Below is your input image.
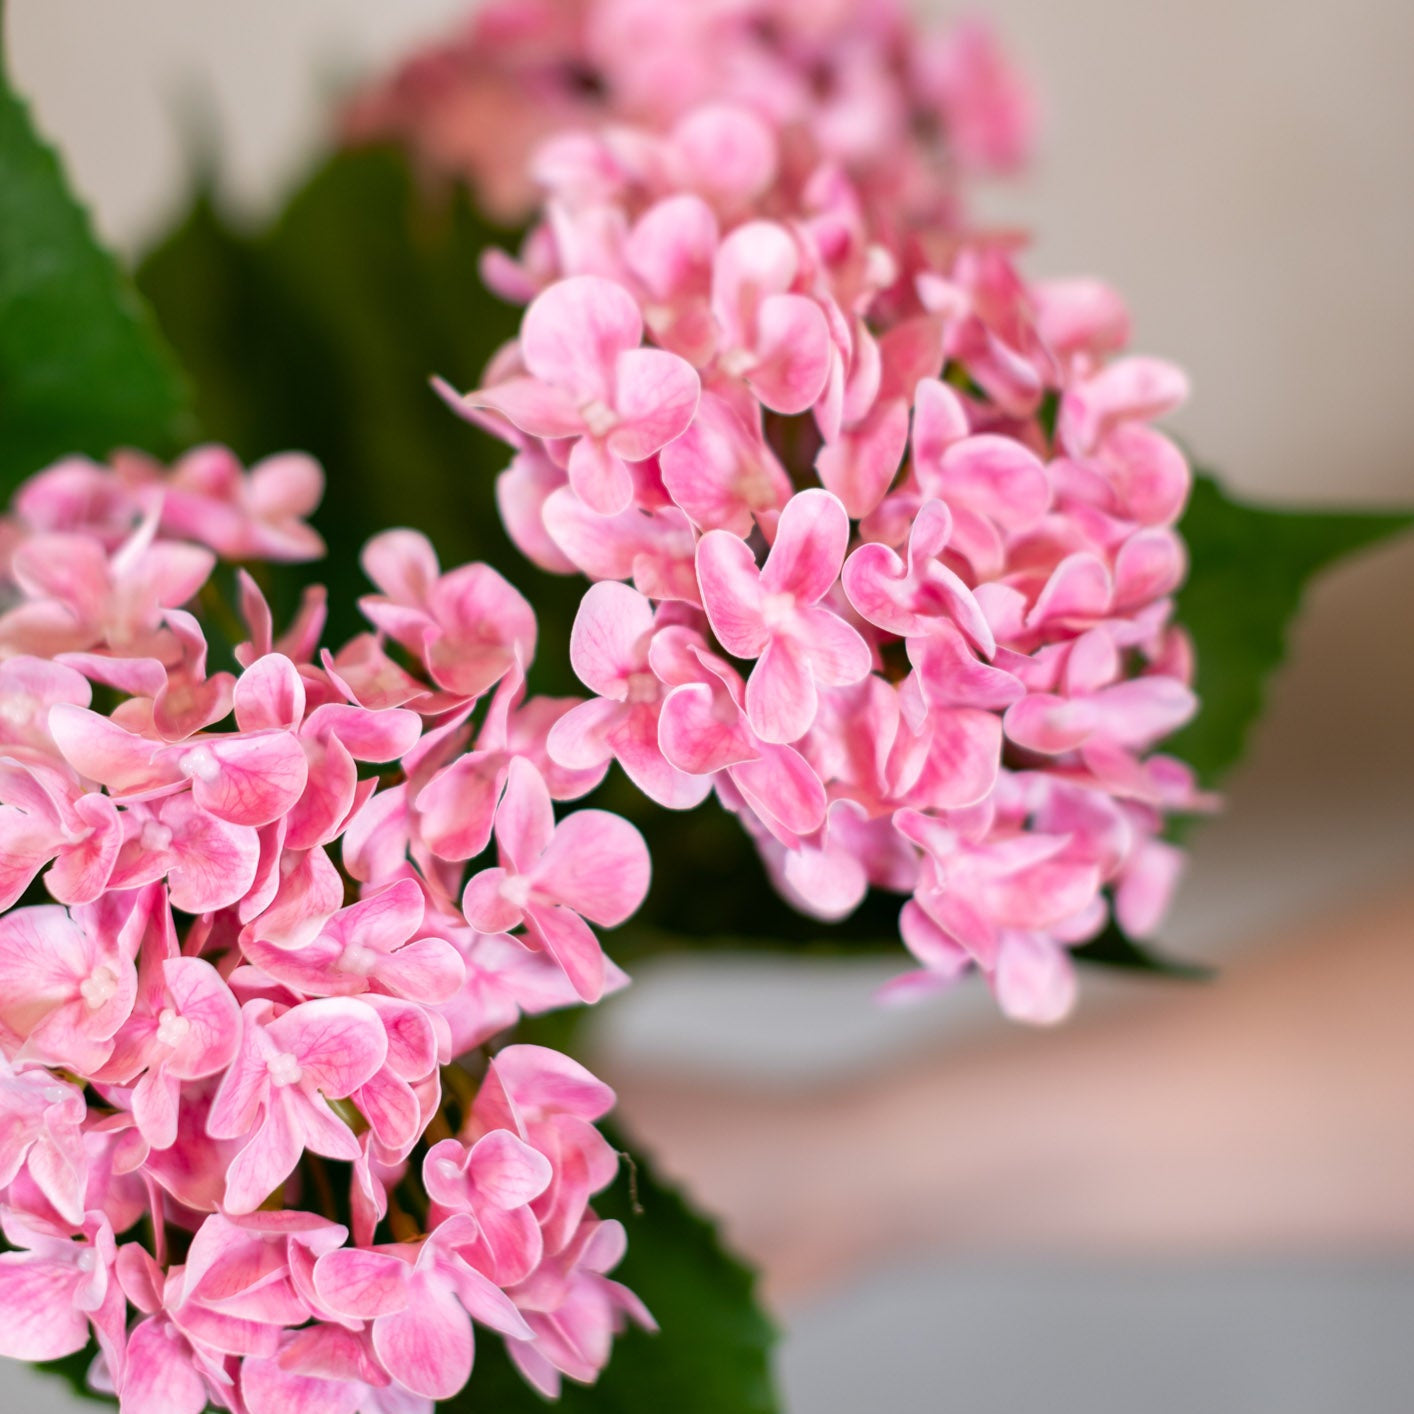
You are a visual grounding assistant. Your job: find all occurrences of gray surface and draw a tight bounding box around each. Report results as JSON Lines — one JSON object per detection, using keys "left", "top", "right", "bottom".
{"left": 782, "top": 1261, "right": 1414, "bottom": 1414}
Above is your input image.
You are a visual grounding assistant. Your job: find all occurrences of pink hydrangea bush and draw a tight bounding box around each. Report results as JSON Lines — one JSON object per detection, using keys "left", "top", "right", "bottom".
{"left": 424, "top": 0, "right": 1213, "bottom": 1025}
{"left": 345, "top": 0, "right": 1035, "bottom": 227}
{"left": 0, "top": 447, "right": 653, "bottom": 1410}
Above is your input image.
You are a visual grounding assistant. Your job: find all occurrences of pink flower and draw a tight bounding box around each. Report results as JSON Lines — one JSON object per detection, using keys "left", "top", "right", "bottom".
{"left": 0, "top": 904, "right": 138, "bottom": 1075}
{"left": 696, "top": 488, "right": 870, "bottom": 743}
{"left": 359, "top": 529, "right": 538, "bottom": 700}
{"left": 207, "top": 998, "right": 388, "bottom": 1215}
{"left": 133, "top": 444, "right": 327, "bottom": 563}
{"left": 709, "top": 221, "right": 832, "bottom": 415}
{"left": 0, "top": 1215, "right": 123, "bottom": 1366}
{"left": 547, "top": 581, "right": 712, "bottom": 808}
{"left": 452, "top": 275, "right": 701, "bottom": 515}
{"left": 462, "top": 758, "right": 650, "bottom": 1002}
{"left": 313, "top": 1215, "right": 532, "bottom": 1401}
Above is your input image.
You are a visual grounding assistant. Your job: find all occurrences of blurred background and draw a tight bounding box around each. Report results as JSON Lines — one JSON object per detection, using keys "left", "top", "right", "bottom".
{"left": 6, "top": 1, "right": 1413, "bottom": 1409}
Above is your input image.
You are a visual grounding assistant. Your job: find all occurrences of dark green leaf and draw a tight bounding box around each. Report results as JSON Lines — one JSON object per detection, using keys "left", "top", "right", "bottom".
{"left": 1169, "top": 471, "right": 1413, "bottom": 786}
{"left": 1069, "top": 919, "right": 1212, "bottom": 980}
{"left": 136, "top": 146, "right": 582, "bottom": 677}
{"left": 441, "top": 1131, "right": 779, "bottom": 1412}
{"left": 0, "top": 8, "right": 190, "bottom": 489}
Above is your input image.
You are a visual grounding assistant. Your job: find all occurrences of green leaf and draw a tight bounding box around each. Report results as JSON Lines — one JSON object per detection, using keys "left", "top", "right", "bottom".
{"left": 441, "top": 1132, "right": 779, "bottom": 1412}
{"left": 1169, "top": 471, "right": 1413, "bottom": 786}
{"left": 136, "top": 145, "right": 582, "bottom": 675}
{"left": 0, "top": 8, "right": 190, "bottom": 489}
{"left": 1069, "top": 919, "right": 1212, "bottom": 980}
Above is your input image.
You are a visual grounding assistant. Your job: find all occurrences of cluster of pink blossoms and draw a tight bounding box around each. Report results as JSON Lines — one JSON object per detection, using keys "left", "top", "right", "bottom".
{"left": 0, "top": 447, "right": 653, "bottom": 1410}
{"left": 347, "top": 0, "right": 1035, "bottom": 227}
{"left": 426, "top": 0, "right": 1213, "bottom": 1023}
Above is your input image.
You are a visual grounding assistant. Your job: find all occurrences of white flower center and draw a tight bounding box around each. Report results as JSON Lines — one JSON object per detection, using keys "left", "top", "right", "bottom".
{"left": 155, "top": 1007, "right": 191, "bottom": 1049}
{"left": 500, "top": 874, "right": 533, "bottom": 909}
{"left": 80, "top": 966, "right": 119, "bottom": 1011}
{"left": 760, "top": 590, "right": 797, "bottom": 630}
{"left": 140, "top": 820, "right": 174, "bottom": 854}
{"left": 267, "top": 1051, "right": 303, "bottom": 1087}
{"left": 181, "top": 745, "right": 222, "bottom": 784}
{"left": 580, "top": 398, "right": 620, "bottom": 439}
{"left": 341, "top": 943, "right": 377, "bottom": 977}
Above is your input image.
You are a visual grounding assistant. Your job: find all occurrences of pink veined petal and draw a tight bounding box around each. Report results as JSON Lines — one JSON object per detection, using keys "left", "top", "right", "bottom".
{"left": 712, "top": 220, "right": 798, "bottom": 343}
{"left": 625, "top": 194, "right": 718, "bottom": 304}
{"left": 360, "top": 528, "right": 440, "bottom": 605}
{"left": 47, "top": 704, "right": 179, "bottom": 795}
{"left": 305, "top": 703, "right": 423, "bottom": 763}
{"left": 467, "top": 1129, "right": 554, "bottom": 1209}
{"left": 745, "top": 637, "right": 818, "bottom": 745}
{"left": 608, "top": 348, "right": 701, "bottom": 460}
{"left": 695, "top": 530, "right": 767, "bottom": 657}
{"left": 374, "top": 936, "right": 466, "bottom": 1005}
{"left": 461, "top": 867, "right": 523, "bottom": 935}
{"left": 313, "top": 1247, "right": 411, "bottom": 1321}
{"left": 1116, "top": 839, "right": 1186, "bottom": 939}
{"left": 496, "top": 452, "right": 575, "bottom": 573}
{"left": 658, "top": 390, "right": 790, "bottom": 537}
{"left": 909, "top": 625, "right": 1025, "bottom": 711}
{"left": 0, "top": 1252, "right": 91, "bottom": 1359}
{"left": 939, "top": 435, "right": 1051, "bottom": 529}
{"left": 545, "top": 697, "right": 621, "bottom": 773}
{"left": 183, "top": 731, "right": 308, "bottom": 828}
{"left": 841, "top": 540, "right": 913, "bottom": 634}
{"left": 417, "top": 751, "right": 508, "bottom": 862}
{"left": 1027, "top": 553, "right": 1112, "bottom": 628}
{"left": 990, "top": 934, "right": 1077, "bottom": 1025}
{"left": 490, "top": 1044, "right": 616, "bottom": 1120}
{"left": 569, "top": 581, "right": 654, "bottom": 698}
{"left": 534, "top": 810, "right": 651, "bottom": 926}
{"left": 815, "top": 397, "right": 910, "bottom": 519}
{"left": 608, "top": 706, "right": 714, "bottom": 810}
{"left": 910, "top": 377, "right": 972, "bottom": 471}
{"left": 495, "top": 756, "right": 556, "bottom": 874}
{"left": 524, "top": 901, "right": 607, "bottom": 1004}
{"left": 440, "top": 1253, "right": 534, "bottom": 1340}
{"left": 161, "top": 956, "right": 240, "bottom": 1078}
{"left": 240, "top": 1352, "right": 364, "bottom": 1414}
{"left": 761, "top": 488, "right": 850, "bottom": 603}
{"left": 732, "top": 744, "right": 828, "bottom": 837}
{"left": 131, "top": 1067, "right": 181, "bottom": 1152}
{"left": 793, "top": 605, "right": 872, "bottom": 687}
{"left": 920, "top": 708, "right": 1003, "bottom": 810}
{"left": 164, "top": 799, "right": 260, "bottom": 913}
{"left": 233, "top": 653, "right": 306, "bottom": 733}
{"left": 521, "top": 275, "right": 643, "bottom": 402}
{"left": 567, "top": 435, "right": 636, "bottom": 517}
{"left": 1090, "top": 676, "right": 1197, "bottom": 746}
{"left": 460, "top": 374, "right": 586, "bottom": 441}
{"left": 356, "top": 1068, "right": 422, "bottom": 1152}
{"left": 1112, "top": 526, "right": 1187, "bottom": 607}
{"left": 223, "top": 1102, "right": 304, "bottom": 1215}
{"left": 121, "top": 1318, "right": 210, "bottom": 1414}
{"left": 1003, "top": 694, "right": 1098, "bottom": 754}
{"left": 272, "top": 998, "right": 388, "bottom": 1099}
{"left": 747, "top": 293, "right": 831, "bottom": 414}
{"left": 782, "top": 842, "right": 868, "bottom": 922}
{"left": 658, "top": 683, "right": 758, "bottom": 775}
{"left": 373, "top": 1276, "right": 474, "bottom": 1402}
{"left": 0, "top": 905, "right": 92, "bottom": 1036}
{"left": 45, "top": 791, "right": 122, "bottom": 904}
{"left": 672, "top": 102, "right": 778, "bottom": 207}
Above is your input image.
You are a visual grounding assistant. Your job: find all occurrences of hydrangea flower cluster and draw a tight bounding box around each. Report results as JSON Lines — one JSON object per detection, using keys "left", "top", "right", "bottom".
{"left": 346, "top": 0, "right": 1035, "bottom": 226}
{"left": 0, "top": 446, "right": 652, "bottom": 1410}
{"left": 428, "top": 0, "right": 1212, "bottom": 1024}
